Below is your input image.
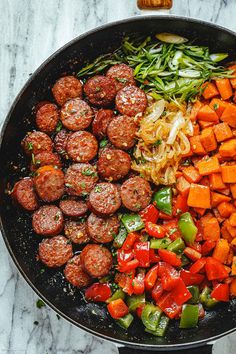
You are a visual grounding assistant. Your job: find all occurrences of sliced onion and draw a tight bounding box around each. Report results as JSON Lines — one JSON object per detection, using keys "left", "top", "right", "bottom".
{"left": 167, "top": 112, "right": 185, "bottom": 145}
{"left": 156, "top": 33, "right": 188, "bottom": 44}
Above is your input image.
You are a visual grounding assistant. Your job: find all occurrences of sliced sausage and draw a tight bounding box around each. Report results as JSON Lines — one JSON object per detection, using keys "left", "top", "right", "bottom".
{"left": 32, "top": 205, "right": 64, "bottom": 236}
{"left": 92, "top": 109, "right": 114, "bottom": 139}
{"left": 61, "top": 98, "right": 93, "bottom": 131}
{"left": 106, "top": 63, "right": 136, "bottom": 92}
{"left": 38, "top": 235, "right": 73, "bottom": 268}
{"left": 34, "top": 165, "right": 64, "bottom": 202}
{"left": 66, "top": 131, "right": 98, "bottom": 162}
{"left": 97, "top": 148, "right": 131, "bottom": 181}
{"left": 80, "top": 244, "right": 113, "bottom": 278}
{"left": 64, "top": 255, "right": 91, "bottom": 288}
{"left": 88, "top": 182, "right": 121, "bottom": 216}
{"left": 84, "top": 75, "right": 116, "bottom": 107}
{"left": 30, "top": 151, "right": 61, "bottom": 171}
{"left": 52, "top": 76, "right": 83, "bottom": 106}
{"left": 64, "top": 220, "right": 90, "bottom": 244}
{"left": 107, "top": 115, "right": 138, "bottom": 150}
{"left": 115, "top": 85, "right": 147, "bottom": 117}
{"left": 53, "top": 129, "right": 71, "bottom": 156}
{"left": 121, "top": 176, "right": 152, "bottom": 212}
{"left": 59, "top": 198, "right": 88, "bottom": 217}
{"left": 86, "top": 213, "right": 120, "bottom": 243}
{"left": 64, "top": 163, "right": 98, "bottom": 197}
{"left": 36, "top": 102, "right": 59, "bottom": 134}
{"left": 12, "top": 177, "right": 39, "bottom": 211}
{"left": 22, "top": 131, "right": 53, "bottom": 155}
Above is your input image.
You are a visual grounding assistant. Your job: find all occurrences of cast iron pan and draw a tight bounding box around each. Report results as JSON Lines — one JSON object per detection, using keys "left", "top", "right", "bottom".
{"left": 1, "top": 14, "right": 236, "bottom": 354}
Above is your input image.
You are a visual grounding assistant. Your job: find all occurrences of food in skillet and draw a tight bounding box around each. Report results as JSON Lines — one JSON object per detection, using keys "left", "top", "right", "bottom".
{"left": 10, "top": 33, "right": 236, "bottom": 336}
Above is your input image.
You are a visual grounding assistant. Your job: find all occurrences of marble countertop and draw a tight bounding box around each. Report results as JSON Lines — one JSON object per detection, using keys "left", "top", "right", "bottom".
{"left": 1, "top": 0, "right": 236, "bottom": 353}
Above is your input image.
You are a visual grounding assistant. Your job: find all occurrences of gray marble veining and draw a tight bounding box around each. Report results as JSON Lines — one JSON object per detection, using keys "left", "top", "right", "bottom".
{"left": 1, "top": 0, "right": 236, "bottom": 353}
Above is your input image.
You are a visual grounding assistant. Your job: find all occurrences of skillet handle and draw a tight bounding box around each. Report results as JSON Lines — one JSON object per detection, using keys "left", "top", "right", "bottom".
{"left": 137, "top": 0, "right": 173, "bottom": 9}
{"left": 118, "top": 344, "right": 213, "bottom": 354}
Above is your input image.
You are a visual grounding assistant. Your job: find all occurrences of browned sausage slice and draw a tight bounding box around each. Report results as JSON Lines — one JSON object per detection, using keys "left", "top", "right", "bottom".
{"left": 22, "top": 131, "right": 53, "bottom": 155}
{"left": 30, "top": 151, "right": 61, "bottom": 171}
{"left": 88, "top": 182, "right": 121, "bottom": 216}
{"left": 52, "top": 76, "right": 83, "bottom": 106}
{"left": 64, "top": 163, "right": 98, "bottom": 197}
{"left": 92, "top": 109, "right": 114, "bottom": 139}
{"left": 38, "top": 236, "right": 73, "bottom": 268}
{"left": 61, "top": 98, "right": 93, "bottom": 131}
{"left": 115, "top": 85, "right": 147, "bottom": 117}
{"left": 66, "top": 131, "right": 98, "bottom": 162}
{"left": 12, "top": 177, "right": 39, "bottom": 211}
{"left": 53, "top": 129, "right": 71, "bottom": 156}
{"left": 106, "top": 63, "right": 136, "bottom": 92}
{"left": 80, "top": 244, "right": 113, "bottom": 278}
{"left": 34, "top": 165, "right": 65, "bottom": 202}
{"left": 121, "top": 176, "right": 152, "bottom": 212}
{"left": 84, "top": 75, "right": 116, "bottom": 107}
{"left": 36, "top": 102, "right": 59, "bottom": 134}
{"left": 64, "top": 255, "right": 91, "bottom": 288}
{"left": 64, "top": 220, "right": 90, "bottom": 244}
{"left": 86, "top": 213, "right": 120, "bottom": 243}
{"left": 32, "top": 205, "right": 64, "bottom": 236}
{"left": 59, "top": 198, "right": 88, "bottom": 217}
{"left": 107, "top": 115, "right": 138, "bottom": 150}
{"left": 97, "top": 148, "right": 131, "bottom": 181}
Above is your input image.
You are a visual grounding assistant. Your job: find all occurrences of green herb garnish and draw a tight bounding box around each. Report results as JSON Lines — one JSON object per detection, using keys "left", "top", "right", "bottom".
{"left": 36, "top": 299, "right": 45, "bottom": 309}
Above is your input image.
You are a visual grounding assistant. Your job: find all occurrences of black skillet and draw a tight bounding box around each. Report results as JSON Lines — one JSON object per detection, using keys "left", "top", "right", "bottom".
{"left": 1, "top": 1, "right": 236, "bottom": 353}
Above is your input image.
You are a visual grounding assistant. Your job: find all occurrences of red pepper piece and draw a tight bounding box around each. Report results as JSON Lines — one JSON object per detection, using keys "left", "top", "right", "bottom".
{"left": 116, "top": 271, "right": 135, "bottom": 296}
{"left": 170, "top": 278, "right": 192, "bottom": 305}
{"left": 158, "top": 249, "right": 182, "bottom": 267}
{"left": 149, "top": 249, "right": 161, "bottom": 263}
{"left": 180, "top": 269, "right": 204, "bottom": 286}
{"left": 139, "top": 204, "right": 159, "bottom": 224}
{"left": 133, "top": 241, "right": 150, "bottom": 267}
{"left": 205, "top": 257, "right": 228, "bottom": 281}
{"left": 136, "top": 303, "right": 145, "bottom": 318}
{"left": 145, "top": 222, "right": 166, "bottom": 239}
{"left": 189, "top": 241, "right": 202, "bottom": 253}
{"left": 118, "top": 259, "right": 139, "bottom": 273}
{"left": 159, "top": 262, "right": 180, "bottom": 291}
{"left": 198, "top": 303, "right": 205, "bottom": 319}
{"left": 173, "top": 194, "right": 189, "bottom": 216}
{"left": 122, "top": 232, "right": 139, "bottom": 251}
{"left": 85, "top": 283, "right": 111, "bottom": 302}
{"left": 158, "top": 211, "right": 173, "bottom": 220}
{"left": 157, "top": 292, "right": 182, "bottom": 319}
{"left": 211, "top": 283, "right": 229, "bottom": 302}
{"left": 189, "top": 258, "right": 206, "bottom": 274}
{"left": 183, "top": 247, "right": 202, "bottom": 262}
{"left": 117, "top": 249, "right": 134, "bottom": 265}
{"left": 201, "top": 240, "right": 216, "bottom": 256}
{"left": 151, "top": 280, "right": 164, "bottom": 302}
{"left": 163, "top": 219, "right": 181, "bottom": 240}
{"left": 132, "top": 271, "right": 145, "bottom": 295}
{"left": 107, "top": 299, "right": 129, "bottom": 319}
{"left": 144, "top": 264, "right": 159, "bottom": 290}
{"left": 195, "top": 220, "right": 203, "bottom": 242}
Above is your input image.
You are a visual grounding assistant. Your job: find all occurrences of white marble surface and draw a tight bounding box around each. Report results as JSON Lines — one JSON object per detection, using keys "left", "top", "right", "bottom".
{"left": 1, "top": 0, "right": 236, "bottom": 353}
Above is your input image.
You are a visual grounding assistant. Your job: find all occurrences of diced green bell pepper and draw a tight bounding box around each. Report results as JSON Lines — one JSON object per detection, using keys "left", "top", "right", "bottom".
{"left": 116, "top": 313, "right": 134, "bottom": 329}
{"left": 179, "top": 304, "right": 199, "bottom": 329}
{"left": 178, "top": 212, "right": 197, "bottom": 245}
{"left": 200, "top": 286, "right": 219, "bottom": 309}
{"left": 167, "top": 238, "right": 185, "bottom": 254}
{"left": 141, "top": 303, "right": 162, "bottom": 331}
{"left": 106, "top": 289, "right": 125, "bottom": 303}
{"left": 126, "top": 294, "right": 145, "bottom": 312}
{"left": 145, "top": 314, "right": 169, "bottom": 337}
{"left": 153, "top": 187, "right": 172, "bottom": 215}
{"left": 121, "top": 214, "right": 144, "bottom": 233}
{"left": 113, "top": 224, "right": 127, "bottom": 248}
{"left": 150, "top": 237, "right": 171, "bottom": 249}
{"left": 187, "top": 286, "right": 199, "bottom": 304}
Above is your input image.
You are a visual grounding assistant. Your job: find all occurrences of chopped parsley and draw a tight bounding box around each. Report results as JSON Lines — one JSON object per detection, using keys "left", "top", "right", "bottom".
{"left": 36, "top": 299, "right": 45, "bottom": 309}
{"left": 152, "top": 139, "right": 162, "bottom": 147}
{"left": 100, "top": 138, "right": 108, "bottom": 148}
{"left": 213, "top": 103, "right": 219, "bottom": 110}
{"left": 56, "top": 120, "right": 63, "bottom": 132}
{"left": 27, "top": 142, "right": 33, "bottom": 151}
{"left": 82, "top": 168, "right": 97, "bottom": 177}
{"left": 115, "top": 77, "right": 128, "bottom": 83}
{"left": 94, "top": 185, "right": 102, "bottom": 193}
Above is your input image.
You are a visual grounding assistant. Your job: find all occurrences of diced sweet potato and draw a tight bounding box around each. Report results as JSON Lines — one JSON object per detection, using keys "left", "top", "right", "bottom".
{"left": 200, "top": 128, "right": 217, "bottom": 152}
{"left": 187, "top": 183, "right": 211, "bottom": 209}
{"left": 221, "top": 165, "right": 236, "bottom": 183}
{"left": 213, "top": 122, "right": 233, "bottom": 142}
{"left": 197, "top": 156, "right": 220, "bottom": 176}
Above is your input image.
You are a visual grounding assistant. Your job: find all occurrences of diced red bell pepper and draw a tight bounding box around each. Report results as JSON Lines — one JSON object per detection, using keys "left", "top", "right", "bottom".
{"left": 183, "top": 247, "right": 202, "bottom": 262}
{"left": 158, "top": 211, "right": 173, "bottom": 220}
{"left": 107, "top": 299, "right": 129, "bottom": 319}
{"left": 144, "top": 264, "right": 159, "bottom": 290}
{"left": 132, "top": 271, "right": 145, "bottom": 295}
{"left": 149, "top": 249, "right": 161, "bottom": 263}
{"left": 163, "top": 219, "right": 181, "bottom": 240}
{"left": 133, "top": 242, "right": 150, "bottom": 267}
{"left": 157, "top": 292, "right": 182, "bottom": 319}
{"left": 211, "top": 283, "right": 229, "bottom": 302}
{"left": 122, "top": 232, "right": 139, "bottom": 251}
{"left": 117, "top": 249, "right": 134, "bottom": 265}
{"left": 116, "top": 271, "right": 135, "bottom": 296}
{"left": 198, "top": 303, "right": 205, "bottom": 319}
{"left": 189, "top": 258, "right": 206, "bottom": 274}
{"left": 145, "top": 222, "right": 166, "bottom": 239}
{"left": 118, "top": 259, "right": 139, "bottom": 273}
{"left": 173, "top": 194, "right": 189, "bottom": 216}
{"left": 151, "top": 280, "right": 164, "bottom": 302}
{"left": 180, "top": 269, "right": 204, "bottom": 286}
{"left": 170, "top": 278, "right": 192, "bottom": 305}
{"left": 158, "top": 249, "right": 182, "bottom": 267}
{"left": 85, "top": 283, "right": 111, "bottom": 302}
{"left": 189, "top": 241, "right": 202, "bottom": 253}
{"left": 195, "top": 220, "right": 203, "bottom": 242}
{"left": 201, "top": 240, "right": 216, "bottom": 256}
{"left": 159, "top": 262, "right": 180, "bottom": 291}
{"left": 205, "top": 257, "right": 229, "bottom": 281}
{"left": 136, "top": 303, "right": 145, "bottom": 318}
{"left": 139, "top": 204, "right": 159, "bottom": 224}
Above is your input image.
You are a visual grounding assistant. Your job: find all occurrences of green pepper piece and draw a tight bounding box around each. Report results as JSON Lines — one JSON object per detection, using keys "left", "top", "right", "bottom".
{"left": 116, "top": 313, "right": 134, "bottom": 329}
{"left": 179, "top": 304, "right": 199, "bottom": 329}
{"left": 153, "top": 187, "right": 172, "bottom": 215}
{"left": 106, "top": 289, "right": 125, "bottom": 304}
{"left": 121, "top": 214, "right": 144, "bottom": 233}
{"left": 113, "top": 224, "right": 127, "bottom": 248}
{"left": 181, "top": 254, "right": 190, "bottom": 266}
{"left": 145, "top": 315, "right": 169, "bottom": 337}
{"left": 167, "top": 238, "right": 185, "bottom": 254}
{"left": 150, "top": 237, "right": 171, "bottom": 249}
{"left": 187, "top": 286, "right": 199, "bottom": 304}
{"left": 178, "top": 212, "right": 197, "bottom": 245}
{"left": 126, "top": 294, "right": 145, "bottom": 312}
{"left": 200, "top": 286, "right": 219, "bottom": 309}
{"left": 141, "top": 303, "right": 162, "bottom": 331}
